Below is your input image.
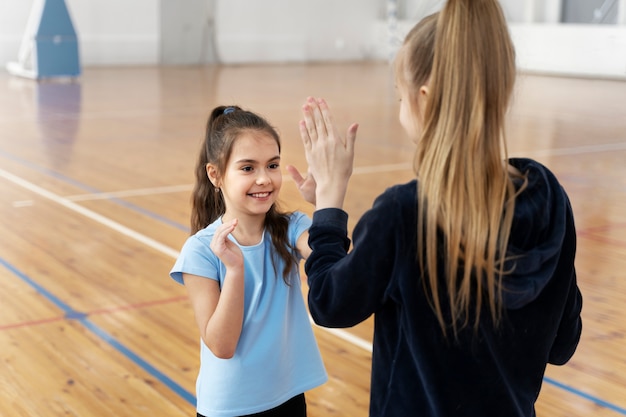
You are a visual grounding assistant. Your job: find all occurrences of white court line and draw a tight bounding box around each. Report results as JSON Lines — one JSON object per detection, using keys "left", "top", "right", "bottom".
{"left": 0, "top": 167, "right": 374, "bottom": 354}
{"left": 0, "top": 168, "right": 180, "bottom": 260}
{"left": 66, "top": 184, "right": 194, "bottom": 202}
{"left": 521, "top": 141, "right": 626, "bottom": 158}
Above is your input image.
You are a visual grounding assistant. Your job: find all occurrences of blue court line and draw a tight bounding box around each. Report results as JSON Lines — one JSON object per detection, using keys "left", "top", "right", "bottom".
{"left": 80, "top": 319, "right": 196, "bottom": 405}
{"left": 544, "top": 377, "right": 626, "bottom": 415}
{"left": 0, "top": 256, "right": 75, "bottom": 314}
{"left": 0, "top": 256, "right": 196, "bottom": 407}
{"left": 0, "top": 150, "right": 189, "bottom": 232}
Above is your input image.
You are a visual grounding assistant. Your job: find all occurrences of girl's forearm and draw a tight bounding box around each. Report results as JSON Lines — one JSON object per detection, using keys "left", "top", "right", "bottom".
{"left": 204, "top": 267, "right": 245, "bottom": 359}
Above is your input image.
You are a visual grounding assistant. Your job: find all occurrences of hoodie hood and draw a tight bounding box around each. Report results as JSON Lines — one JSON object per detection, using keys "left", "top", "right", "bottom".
{"left": 501, "top": 158, "right": 572, "bottom": 309}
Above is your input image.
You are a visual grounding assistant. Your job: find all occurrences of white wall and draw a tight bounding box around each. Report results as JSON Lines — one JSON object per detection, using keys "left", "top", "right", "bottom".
{"left": 1, "top": 0, "right": 625, "bottom": 80}
{"left": 510, "top": 24, "right": 626, "bottom": 79}
{"left": 69, "top": 0, "right": 159, "bottom": 65}
{"left": 160, "top": 0, "right": 217, "bottom": 64}
{"left": 213, "top": 0, "right": 381, "bottom": 63}
{"left": 0, "top": 1, "right": 37, "bottom": 65}
{"left": 381, "top": 20, "right": 626, "bottom": 79}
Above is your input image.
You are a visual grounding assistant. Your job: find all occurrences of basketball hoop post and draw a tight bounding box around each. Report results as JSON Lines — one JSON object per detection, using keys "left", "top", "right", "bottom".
{"left": 6, "top": 0, "right": 80, "bottom": 80}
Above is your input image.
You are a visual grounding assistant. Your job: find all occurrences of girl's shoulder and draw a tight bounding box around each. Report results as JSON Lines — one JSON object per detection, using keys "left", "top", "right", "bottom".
{"left": 183, "top": 218, "right": 223, "bottom": 250}
{"left": 386, "top": 179, "right": 418, "bottom": 195}
{"left": 286, "top": 210, "right": 312, "bottom": 237}
{"left": 509, "top": 157, "right": 557, "bottom": 181}
{"left": 194, "top": 218, "right": 222, "bottom": 237}
{"left": 288, "top": 210, "right": 312, "bottom": 224}
{"left": 375, "top": 179, "right": 419, "bottom": 208}
{"left": 509, "top": 157, "right": 567, "bottom": 197}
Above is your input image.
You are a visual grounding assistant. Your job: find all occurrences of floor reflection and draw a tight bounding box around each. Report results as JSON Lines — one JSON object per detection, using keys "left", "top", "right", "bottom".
{"left": 36, "top": 80, "right": 81, "bottom": 167}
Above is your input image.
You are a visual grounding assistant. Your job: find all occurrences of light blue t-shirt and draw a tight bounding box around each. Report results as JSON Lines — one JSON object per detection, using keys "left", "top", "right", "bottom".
{"left": 170, "top": 212, "right": 327, "bottom": 417}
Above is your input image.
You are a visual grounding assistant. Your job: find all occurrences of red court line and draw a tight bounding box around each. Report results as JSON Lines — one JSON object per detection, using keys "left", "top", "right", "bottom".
{"left": 578, "top": 222, "right": 626, "bottom": 235}
{"left": 0, "top": 296, "right": 188, "bottom": 331}
{"left": 88, "top": 295, "right": 188, "bottom": 316}
{"left": 577, "top": 231, "right": 626, "bottom": 249}
{"left": 576, "top": 219, "right": 626, "bottom": 248}
{"left": 0, "top": 316, "right": 66, "bottom": 330}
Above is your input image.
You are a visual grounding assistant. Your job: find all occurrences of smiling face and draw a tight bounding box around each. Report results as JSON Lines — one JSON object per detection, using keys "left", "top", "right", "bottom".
{"left": 208, "top": 131, "right": 282, "bottom": 222}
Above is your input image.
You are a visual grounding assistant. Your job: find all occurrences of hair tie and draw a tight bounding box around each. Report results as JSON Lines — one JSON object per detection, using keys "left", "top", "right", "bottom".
{"left": 223, "top": 107, "right": 235, "bottom": 115}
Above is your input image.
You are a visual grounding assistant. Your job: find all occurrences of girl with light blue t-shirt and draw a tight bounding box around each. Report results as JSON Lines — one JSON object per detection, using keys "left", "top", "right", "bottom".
{"left": 170, "top": 105, "right": 327, "bottom": 417}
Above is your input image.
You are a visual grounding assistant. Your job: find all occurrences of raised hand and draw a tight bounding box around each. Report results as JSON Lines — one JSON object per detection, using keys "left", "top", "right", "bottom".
{"left": 299, "top": 97, "right": 358, "bottom": 209}
{"left": 286, "top": 165, "right": 317, "bottom": 205}
{"left": 210, "top": 218, "right": 243, "bottom": 270}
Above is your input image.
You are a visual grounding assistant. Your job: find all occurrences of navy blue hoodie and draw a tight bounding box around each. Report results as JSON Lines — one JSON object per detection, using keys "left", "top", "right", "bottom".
{"left": 306, "top": 158, "right": 582, "bottom": 417}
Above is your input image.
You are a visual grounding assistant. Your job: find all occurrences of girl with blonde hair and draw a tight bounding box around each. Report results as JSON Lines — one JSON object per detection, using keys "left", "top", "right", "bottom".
{"left": 288, "top": 0, "right": 582, "bottom": 415}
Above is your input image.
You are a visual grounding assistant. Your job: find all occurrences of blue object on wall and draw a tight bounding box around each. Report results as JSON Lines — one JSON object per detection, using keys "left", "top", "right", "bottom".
{"left": 7, "top": 0, "right": 81, "bottom": 80}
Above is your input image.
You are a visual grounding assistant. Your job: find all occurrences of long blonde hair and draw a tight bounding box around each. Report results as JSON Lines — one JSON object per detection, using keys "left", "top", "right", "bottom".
{"left": 397, "top": 0, "right": 522, "bottom": 334}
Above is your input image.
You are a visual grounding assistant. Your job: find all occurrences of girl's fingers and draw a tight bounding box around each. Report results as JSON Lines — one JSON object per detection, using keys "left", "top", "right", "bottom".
{"left": 220, "top": 220, "right": 236, "bottom": 234}
{"left": 298, "top": 120, "right": 311, "bottom": 149}
{"left": 317, "top": 98, "right": 335, "bottom": 142}
{"left": 302, "top": 99, "right": 318, "bottom": 142}
{"left": 285, "top": 165, "right": 305, "bottom": 187}
{"left": 346, "top": 122, "right": 359, "bottom": 153}
{"left": 213, "top": 220, "right": 236, "bottom": 247}
{"left": 302, "top": 97, "right": 334, "bottom": 144}
{"left": 310, "top": 98, "right": 328, "bottom": 138}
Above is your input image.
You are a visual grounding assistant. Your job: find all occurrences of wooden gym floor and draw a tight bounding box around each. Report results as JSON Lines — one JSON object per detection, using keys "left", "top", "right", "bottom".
{"left": 0, "top": 62, "right": 625, "bottom": 416}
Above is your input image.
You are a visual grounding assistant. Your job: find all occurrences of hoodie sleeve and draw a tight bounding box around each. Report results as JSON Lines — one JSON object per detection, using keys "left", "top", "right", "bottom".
{"left": 548, "top": 196, "right": 583, "bottom": 365}
{"left": 306, "top": 192, "right": 398, "bottom": 328}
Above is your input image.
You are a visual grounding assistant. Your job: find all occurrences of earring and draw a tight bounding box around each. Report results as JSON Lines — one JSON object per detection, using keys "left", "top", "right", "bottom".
{"left": 215, "top": 187, "right": 220, "bottom": 193}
